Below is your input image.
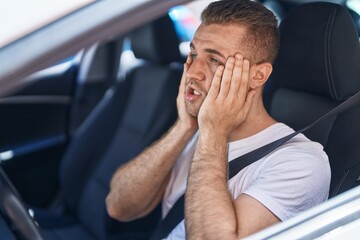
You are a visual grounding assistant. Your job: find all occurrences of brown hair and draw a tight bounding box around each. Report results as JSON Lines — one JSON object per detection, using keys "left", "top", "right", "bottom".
{"left": 201, "top": 0, "right": 279, "bottom": 64}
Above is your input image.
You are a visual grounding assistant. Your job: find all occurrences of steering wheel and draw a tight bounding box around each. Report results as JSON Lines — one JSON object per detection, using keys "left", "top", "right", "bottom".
{"left": 0, "top": 166, "right": 44, "bottom": 240}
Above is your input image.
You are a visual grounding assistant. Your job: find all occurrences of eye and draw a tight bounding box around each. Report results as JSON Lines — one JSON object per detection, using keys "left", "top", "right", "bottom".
{"left": 210, "top": 57, "right": 222, "bottom": 65}
{"left": 190, "top": 52, "right": 197, "bottom": 59}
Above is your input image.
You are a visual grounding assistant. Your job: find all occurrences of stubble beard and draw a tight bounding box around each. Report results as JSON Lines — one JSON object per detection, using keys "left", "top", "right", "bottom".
{"left": 185, "top": 99, "right": 202, "bottom": 117}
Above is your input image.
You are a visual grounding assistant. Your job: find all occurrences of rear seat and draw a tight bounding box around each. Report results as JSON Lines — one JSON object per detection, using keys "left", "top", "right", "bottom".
{"left": 37, "top": 15, "right": 183, "bottom": 240}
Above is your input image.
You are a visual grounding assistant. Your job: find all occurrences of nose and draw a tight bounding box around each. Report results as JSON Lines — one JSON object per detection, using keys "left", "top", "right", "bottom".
{"left": 186, "top": 57, "right": 206, "bottom": 82}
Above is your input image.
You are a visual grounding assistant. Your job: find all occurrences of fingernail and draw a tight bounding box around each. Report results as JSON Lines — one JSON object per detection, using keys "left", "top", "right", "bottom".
{"left": 228, "top": 57, "right": 235, "bottom": 62}
{"left": 235, "top": 54, "right": 243, "bottom": 60}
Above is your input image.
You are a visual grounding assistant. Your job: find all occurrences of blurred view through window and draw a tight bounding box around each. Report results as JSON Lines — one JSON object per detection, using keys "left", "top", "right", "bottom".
{"left": 0, "top": 0, "right": 94, "bottom": 48}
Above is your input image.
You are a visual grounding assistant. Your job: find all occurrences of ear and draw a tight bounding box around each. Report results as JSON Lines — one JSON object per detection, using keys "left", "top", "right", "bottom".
{"left": 250, "top": 63, "right": 273, "bottom": 89}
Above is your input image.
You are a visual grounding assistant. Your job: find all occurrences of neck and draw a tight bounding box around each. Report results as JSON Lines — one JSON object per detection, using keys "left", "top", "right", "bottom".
{"left": 229, "top": 91, "right": 277, "bottom": 142}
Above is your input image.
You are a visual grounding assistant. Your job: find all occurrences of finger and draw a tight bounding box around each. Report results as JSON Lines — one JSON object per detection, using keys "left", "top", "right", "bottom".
{"left": 229, "top": 54, "right": 243, "bottom": 97}
{"left": 219, "top": 57, "right": 235, "bottom": 98}
{"left": 238, "top": 59, "right": 250, "bottom": 102}
{"left": 208, "top": 65, "right": 224, "bottom": 99}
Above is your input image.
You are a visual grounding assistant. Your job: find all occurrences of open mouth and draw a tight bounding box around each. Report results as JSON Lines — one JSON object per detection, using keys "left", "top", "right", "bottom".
{"left": 186, "top": 84, "right": 202, "bottom": 95}
{"left": 185, "top": 85, "right": 202, "bottom": 101}
{"left": 189, "top": 88, "right": 201, "bottom": 96}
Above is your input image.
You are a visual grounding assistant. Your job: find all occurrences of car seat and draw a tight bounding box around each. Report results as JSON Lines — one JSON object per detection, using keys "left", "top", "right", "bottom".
{"left": 264, "top": 2, "right": 360, "bottom": 197}
{"left": 36, "top": 15, "right": 183, "bottom": 240}
{"left": 68, "top": 38, "right": 123, "bottom": 134}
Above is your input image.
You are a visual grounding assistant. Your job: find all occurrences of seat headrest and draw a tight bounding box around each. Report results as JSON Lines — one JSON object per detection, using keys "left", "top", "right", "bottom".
{"left": 78, "top": 38, "right": 123, "bottom": 85}
{"left": 129, "top": 15, "right": 181, "bottom": 65}
{"left": 272, "top": 2, "right": 360, "bottom": 101}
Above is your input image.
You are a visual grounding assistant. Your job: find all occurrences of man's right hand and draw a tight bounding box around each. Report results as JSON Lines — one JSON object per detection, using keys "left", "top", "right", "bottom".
{"left": 176, "top": 54, "right": 198, "bottom": 132}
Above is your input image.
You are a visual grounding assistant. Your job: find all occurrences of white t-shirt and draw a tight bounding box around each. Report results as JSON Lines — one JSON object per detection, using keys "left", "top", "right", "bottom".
{"left": 163, "top": 123, "right": 331, "bottom": 240}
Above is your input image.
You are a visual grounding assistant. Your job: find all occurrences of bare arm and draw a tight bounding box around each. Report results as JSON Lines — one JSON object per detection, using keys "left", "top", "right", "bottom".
{"left": 106, "top": 55, "right": 196, "bottom": 222}
{"left": 186, "top": 133, "right": 279, "bottom": 239}
{"left": 185, "top": 55, "right": 278, "bottom": 239}
{"left": 106, "top": 121, "right": 194, "bottom": 222}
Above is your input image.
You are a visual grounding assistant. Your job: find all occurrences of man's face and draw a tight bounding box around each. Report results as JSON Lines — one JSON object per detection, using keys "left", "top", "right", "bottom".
{"left": 185, "top": 23, "right": 250, "bottom": 117}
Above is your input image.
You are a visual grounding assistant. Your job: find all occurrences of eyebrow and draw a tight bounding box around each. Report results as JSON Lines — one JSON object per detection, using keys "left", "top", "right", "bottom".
{"left": 190, "top": 42, "right": 226, "bottom": 59}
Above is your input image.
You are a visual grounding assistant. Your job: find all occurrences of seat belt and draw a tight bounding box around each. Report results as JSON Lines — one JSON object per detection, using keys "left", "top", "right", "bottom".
{"left": 150, "top": 90, "right": 360, "bottom": 240}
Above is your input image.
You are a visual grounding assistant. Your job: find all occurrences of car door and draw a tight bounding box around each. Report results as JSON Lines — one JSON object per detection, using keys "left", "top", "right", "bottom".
{"left": 0, "top": 0, "right": 192, "bottom": 210}
{"left": 0, "top": 59, "right": 78, "bottom": 207}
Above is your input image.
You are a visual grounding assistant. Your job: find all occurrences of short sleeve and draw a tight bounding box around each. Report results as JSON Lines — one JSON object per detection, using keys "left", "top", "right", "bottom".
{"left": 242, "top": 143, "right": 331, "bottom": 221}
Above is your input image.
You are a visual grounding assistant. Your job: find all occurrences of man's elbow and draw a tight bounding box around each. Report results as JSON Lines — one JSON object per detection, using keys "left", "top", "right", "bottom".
{"left": 106, "top": 195, "right": 131, "bottom": 222}
{"left": 105, "top": 194, "right": 146, "bottom": 222}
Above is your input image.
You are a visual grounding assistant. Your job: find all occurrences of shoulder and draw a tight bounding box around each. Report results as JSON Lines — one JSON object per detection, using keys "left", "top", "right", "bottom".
{"left": 259, "top": 135, "right": 331, "bottom": 196}
{"left": 239, "top": 133, "right": 331, "bottom": 221}
{"left": 258, "top": 123, "right": 329, "bottom": 178}
{"left": 271, "top": 133, "right": 329, "bottom": 177}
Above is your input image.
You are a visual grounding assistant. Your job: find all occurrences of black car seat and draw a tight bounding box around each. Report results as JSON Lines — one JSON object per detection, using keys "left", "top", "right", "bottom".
{"left": 36, "top": 15, "right": 183, "bottom": 240}
{"left": 264, "top": 2, "right": 360, "bottom": 197}
{"left": 68, "top": 38, "right": 123, "bottom": 134}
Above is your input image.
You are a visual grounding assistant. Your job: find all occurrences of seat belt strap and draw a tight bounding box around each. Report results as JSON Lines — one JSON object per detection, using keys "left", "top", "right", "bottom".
{"left": 150, "top": 90, "right": 360, "bottom": 240}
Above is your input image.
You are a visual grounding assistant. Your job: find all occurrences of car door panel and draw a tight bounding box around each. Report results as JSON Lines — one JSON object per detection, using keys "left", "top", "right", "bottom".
{"left": 0, "top": 61, "right": 77, "bottom": 207}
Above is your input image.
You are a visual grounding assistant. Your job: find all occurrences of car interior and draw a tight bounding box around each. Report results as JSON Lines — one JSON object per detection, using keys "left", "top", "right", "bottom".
{"left": 0, "top": 0, "right": 360, "bottom": 239}
{"left": 37, "top": 15, "right": 183, "bottom": 240}
{"left": 265, "top": 1, "right": 360, "bottom": 197}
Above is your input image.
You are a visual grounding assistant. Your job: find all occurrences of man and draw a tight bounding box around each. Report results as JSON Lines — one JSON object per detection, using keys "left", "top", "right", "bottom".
{"left": 106, "top": 0, "right": 331, "bottom": 239}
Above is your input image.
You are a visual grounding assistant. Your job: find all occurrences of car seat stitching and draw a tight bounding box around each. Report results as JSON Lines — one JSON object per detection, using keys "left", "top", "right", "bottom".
{"left": 324, "top": 5, "right": 339, "bottom": 101}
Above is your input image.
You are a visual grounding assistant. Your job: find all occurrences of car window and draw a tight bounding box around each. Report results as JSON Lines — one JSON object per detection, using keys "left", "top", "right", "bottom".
{"left": 0, "top": 0, "right": 94, "bottom": 48}
{"left": 347, "top": 0, "right": 360, "bottom": 14}
{"left": 169, "top": 0, "right": 214, "bottom": 55}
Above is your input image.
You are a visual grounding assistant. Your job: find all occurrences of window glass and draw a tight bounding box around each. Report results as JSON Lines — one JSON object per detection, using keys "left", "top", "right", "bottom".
{"left": 347, "top": 0, "right": 360, "bottom": 14}
{"left": 169, "top": 0, "right": 214, "bottom": 55}
{"left": 0, "top": 0, "right": 94, "bottom": 48}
